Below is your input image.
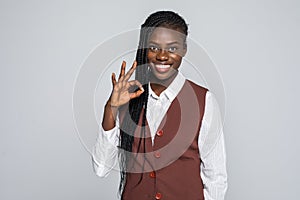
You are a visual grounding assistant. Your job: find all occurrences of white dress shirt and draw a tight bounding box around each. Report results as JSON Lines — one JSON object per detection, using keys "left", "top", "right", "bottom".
{"left": 92, "top": 72, "right": 228, "bottom": 200}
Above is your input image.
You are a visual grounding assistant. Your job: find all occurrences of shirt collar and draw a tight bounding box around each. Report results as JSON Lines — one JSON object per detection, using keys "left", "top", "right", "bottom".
{"left": 148, "top": 71, "right": 186, "bottom": 102}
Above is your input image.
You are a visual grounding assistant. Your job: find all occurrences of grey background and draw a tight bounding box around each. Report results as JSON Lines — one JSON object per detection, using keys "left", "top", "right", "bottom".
{"left": 1, "top": 0, "right": 299, "bottom": 199}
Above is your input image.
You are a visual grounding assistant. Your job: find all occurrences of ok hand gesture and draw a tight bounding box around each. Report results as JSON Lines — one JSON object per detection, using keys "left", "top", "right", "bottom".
{"left": 109, "top": 60, "right": 144, "bottom": 108}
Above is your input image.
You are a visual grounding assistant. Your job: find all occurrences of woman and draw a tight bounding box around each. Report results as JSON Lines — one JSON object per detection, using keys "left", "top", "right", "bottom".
{"left": 92, "top": 10, "right": 227, "bottom": 200}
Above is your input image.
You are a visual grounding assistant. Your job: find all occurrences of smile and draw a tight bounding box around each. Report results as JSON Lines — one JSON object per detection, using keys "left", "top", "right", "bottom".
{"left": 154, "top": 64, "right": 172, "bottom": 73}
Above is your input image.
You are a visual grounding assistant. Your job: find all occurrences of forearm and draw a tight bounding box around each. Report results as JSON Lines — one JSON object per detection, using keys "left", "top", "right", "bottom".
{"left": 93, "top": 60, "right": 142, "bottom": 177}
{"left": 92, "top": 101, "right": 120, "bottom": 177}
{"left": 102, "top": 99, "right": 118, "bottom": 131}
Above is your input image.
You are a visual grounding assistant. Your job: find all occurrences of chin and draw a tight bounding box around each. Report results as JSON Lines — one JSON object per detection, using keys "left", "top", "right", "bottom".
{"left": 150, "top": 70, "right": 177, "bottom": 84}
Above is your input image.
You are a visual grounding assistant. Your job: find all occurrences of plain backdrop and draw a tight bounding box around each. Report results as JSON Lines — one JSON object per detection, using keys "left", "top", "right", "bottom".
{"left": 1, "top": 0, "right": 299, "bottom": 199}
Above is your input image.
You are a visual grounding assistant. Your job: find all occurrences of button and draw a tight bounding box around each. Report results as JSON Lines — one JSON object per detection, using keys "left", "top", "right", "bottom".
{"left": 156, "top": 130, "right": 164, "bottom": 137}
{"left": 155, "top": 192, "right": 162, "bottom": 199}
{"left": 154, "top": 151, "right": 161, "bottom": 158}
{"left": 149, "top": 171, "right": 156, "bottom": 178}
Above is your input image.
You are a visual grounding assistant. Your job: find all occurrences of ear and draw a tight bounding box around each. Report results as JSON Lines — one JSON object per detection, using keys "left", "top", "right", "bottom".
{"left": 182, "top": 42, "right": 187, "bottom": 57}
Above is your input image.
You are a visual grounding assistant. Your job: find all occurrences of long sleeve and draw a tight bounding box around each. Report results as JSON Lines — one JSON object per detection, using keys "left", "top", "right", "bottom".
{"left": 91, "top": 123, "right": 120, "bottom": 177}
{"left": 91, "top": 74, "right": 228, "bottom": 199}
{"left": 199, "top": 92, "right": 228, "bottom": 200}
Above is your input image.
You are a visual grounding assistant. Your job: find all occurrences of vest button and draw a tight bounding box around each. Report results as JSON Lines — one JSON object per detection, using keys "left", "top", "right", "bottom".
{"left": 156, "top": 130, "right": 164, "bottom": 137}
{"left": 154, "top": 151, "right": 161, "bottom": 158}
{"left": 149, "top": 171, "right": 156, "bottom": 178}
{"left": 155, "top": 192, "right": 162, "bottom": 199}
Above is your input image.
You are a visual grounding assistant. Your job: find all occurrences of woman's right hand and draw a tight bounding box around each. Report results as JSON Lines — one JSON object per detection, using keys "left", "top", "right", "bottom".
{"left": 102, "top": 60, "right": 144, "bottom": 131}
{"left": 108, "top": 60, "right": 144, "bottom": 108}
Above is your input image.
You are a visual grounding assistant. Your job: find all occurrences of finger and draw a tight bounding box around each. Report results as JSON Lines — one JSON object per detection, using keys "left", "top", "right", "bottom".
{"left": 111, "top": 73, "right": 117, "bottom": 86}
{"left": 118, "top": 61, "right": 126, "bottom": 80}
{"left": 124, "top": 61, "right": 137, "bottom": 82}
{"left": 129, "top": 89, "right": 144, "bottom": 99}
{"left": 127, "top": 80, "right": 144, "bottom": 91}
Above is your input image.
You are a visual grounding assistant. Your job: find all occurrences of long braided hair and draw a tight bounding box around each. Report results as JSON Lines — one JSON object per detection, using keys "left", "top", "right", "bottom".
{"left": 118, "top": 10, "right": 188, "bottom": 194}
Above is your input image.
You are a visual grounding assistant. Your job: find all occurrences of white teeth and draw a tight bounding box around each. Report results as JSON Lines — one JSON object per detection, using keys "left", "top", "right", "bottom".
{"left": 156, "top": 65, "right": 170, "bottom": 69}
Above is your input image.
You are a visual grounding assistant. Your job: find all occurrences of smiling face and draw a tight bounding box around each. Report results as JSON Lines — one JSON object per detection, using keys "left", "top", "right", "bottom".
{"left": 147, "top": 27, "right": 187, "bottom": 86}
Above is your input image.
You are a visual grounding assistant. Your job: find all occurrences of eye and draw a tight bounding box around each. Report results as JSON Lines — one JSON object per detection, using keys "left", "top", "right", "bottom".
{"left": 149, "top": 45, "right": 159, "bottom": 52}
{"left": 168, "top": 47, "right": 177, "bottom": 53}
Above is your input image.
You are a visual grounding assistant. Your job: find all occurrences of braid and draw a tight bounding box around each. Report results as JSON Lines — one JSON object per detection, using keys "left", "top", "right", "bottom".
{"left": 118, "top": 10, "right": 188, "bottom": 195}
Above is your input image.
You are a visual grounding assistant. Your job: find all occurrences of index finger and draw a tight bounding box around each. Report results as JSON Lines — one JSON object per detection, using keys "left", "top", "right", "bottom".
{"left": 124, "top": 61, "right": 137, "bottom": 81}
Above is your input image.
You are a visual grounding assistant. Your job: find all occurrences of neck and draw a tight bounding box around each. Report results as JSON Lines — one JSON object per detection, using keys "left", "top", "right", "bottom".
{"left": 149, "top": 72, "right": 178, "bottom": 96}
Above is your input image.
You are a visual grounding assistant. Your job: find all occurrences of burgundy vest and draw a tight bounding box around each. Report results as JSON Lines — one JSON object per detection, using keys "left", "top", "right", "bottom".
{"left": 121, "top": 80, "right": 208, "bottom": 200}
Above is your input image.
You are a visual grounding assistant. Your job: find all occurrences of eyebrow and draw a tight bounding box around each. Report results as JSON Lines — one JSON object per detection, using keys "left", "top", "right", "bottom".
{"left": 148, "top": 41, "right": 181, "bottom": 45}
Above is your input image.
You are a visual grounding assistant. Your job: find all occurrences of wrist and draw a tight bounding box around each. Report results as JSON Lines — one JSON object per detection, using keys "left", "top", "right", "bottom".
{"left": 105, "top": 100, "right": 119, "bottom": 116}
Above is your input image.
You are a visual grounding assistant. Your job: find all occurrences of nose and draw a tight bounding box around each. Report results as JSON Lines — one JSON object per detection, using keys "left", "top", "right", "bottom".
{"left": 156, "top": 49, "right": 169, "bottom": 61}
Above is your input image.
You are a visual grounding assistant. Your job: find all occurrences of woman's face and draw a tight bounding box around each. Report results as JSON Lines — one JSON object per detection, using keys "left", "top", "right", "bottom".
{"left": 147, "top": 27, "right": 187, "bottom": 83}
